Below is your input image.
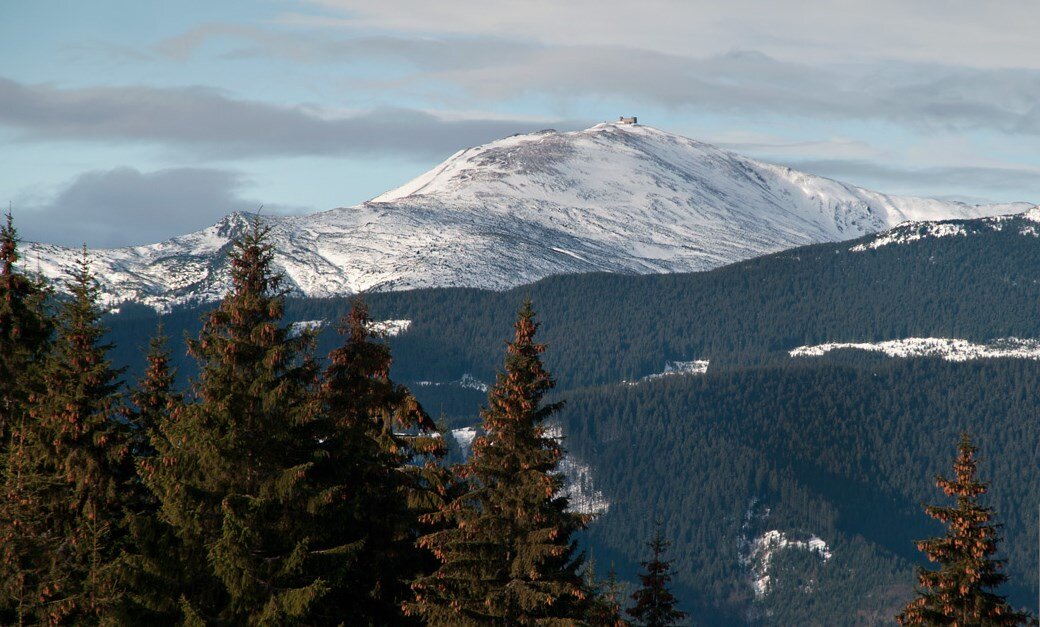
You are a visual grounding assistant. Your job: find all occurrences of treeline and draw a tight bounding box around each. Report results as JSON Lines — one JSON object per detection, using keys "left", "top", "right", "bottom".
{"left": 105, "top": 218, "right": 1040, "bottom": 399}
{"left": 363, "top": 223, "right": 1040, "bottom": 386}
{"left": 1, "top": 216, "right": 689, "bottom": 625}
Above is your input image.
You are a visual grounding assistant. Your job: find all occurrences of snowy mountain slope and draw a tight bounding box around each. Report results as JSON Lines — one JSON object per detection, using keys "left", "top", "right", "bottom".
{"left": 21, "top": 122, "right": 1034, "bottom": 310}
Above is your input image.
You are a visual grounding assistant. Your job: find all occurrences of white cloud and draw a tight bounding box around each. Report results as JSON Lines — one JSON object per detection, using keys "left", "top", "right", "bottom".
{"left": 288, "top": 0, "right": 1040, "bottom": 68}
{"left": 144, "top": 27, "right": 1040, "bottom": 140}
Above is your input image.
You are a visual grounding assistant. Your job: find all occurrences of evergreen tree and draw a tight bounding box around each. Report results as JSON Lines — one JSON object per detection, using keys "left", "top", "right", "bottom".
{"left": 0, "top": 210, "right": 51, "bottom": 443}
{"left": 406, "top": 300, "right": 589, "bottom": 626}
{"left": 121, "top": 328, "right": 186, "bottom": 622}
{"left": 315, "top": 297, "right": 447, "bottom": 625}
{"left": 0, "top": 210, "right": 53, "bottom": 626}
{"left": 586, "top": 557, "right": 630, "bottom": 627}
{"left": 627, "top": 526, "right": 686, "bottom": 627}
{"left": 129, "top": 328, "right": 178, "bottom": 460}
{"left": 897, "top": 433, "right": 1030, "bottom": 626}
{"left": 0, "top": 250, "right": 132, "bottom": 623}
{"left": 144, "top": 220, "right": 387, "bottom": 624}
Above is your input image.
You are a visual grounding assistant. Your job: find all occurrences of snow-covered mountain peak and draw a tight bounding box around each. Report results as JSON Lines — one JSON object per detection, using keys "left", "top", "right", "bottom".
{"left": 372, "top": 121, "right": 1027, "bottom": 234}
{"left": 20, "top": 123, "right": 1035, "bottom": 311}
{"left": 374, "top": 122, "right": 758, "bottom": 206}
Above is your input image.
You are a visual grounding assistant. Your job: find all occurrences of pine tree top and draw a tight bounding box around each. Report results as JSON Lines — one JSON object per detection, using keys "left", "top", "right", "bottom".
{"left": 628, "top": 524, "right": 686, "bottom": 627}
{"left": 2, "top": 210, "right": 19, "bottom": 274}
{"left": 406, "top": 301, "right": 589, "bottom": 625}
{"left": 897, "top": 433, "right": 1030, "bottom": 626}
{"left": 0, "top": 210, "right": 52, "bottom": 403}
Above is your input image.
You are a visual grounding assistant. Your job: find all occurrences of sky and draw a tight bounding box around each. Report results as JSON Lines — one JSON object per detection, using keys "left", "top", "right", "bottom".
{"left": 3, "top": 0, "right": 1040, "bottom": 248}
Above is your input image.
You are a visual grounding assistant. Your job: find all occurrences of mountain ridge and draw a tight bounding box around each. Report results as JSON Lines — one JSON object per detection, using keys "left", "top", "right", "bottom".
{"left": 22, "top": 122, "right": 1035, "bottom": 310}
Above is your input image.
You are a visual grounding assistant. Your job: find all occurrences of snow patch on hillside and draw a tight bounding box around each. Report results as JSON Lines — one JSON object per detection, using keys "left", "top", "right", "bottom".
{"left": 449, "top": 427, "right": 478, "bottom": 453}
{"left": 289, "top": 318, "right": 410, "bottom": 338}
{"left": 289, "top": 320, "right": 326, "bottom": 336}
{"left": 790, "top": 337, "right": 1040, "bottom": 362}
{"left": 558, "top": 455, "right": 610, "bottom": 516}
{"left": 738, "top": 498, "right": 831, "bottom": 600}
{"left": 645, "top": 359, "right": 709, "bottom": 380}
{"left": 367, "top": 319, "right": 412, "bottom": 337}
{"left": 625, "top": 359, "right": 709, "bottom": 385}
{"left": 546, "top": 424, "right": 609, "bottom": 515}
{"left": 742, "top": 530, "right": 832, "bottom": 598}
{"left": 415, "top": 373, "right": 489, "bottom": 393}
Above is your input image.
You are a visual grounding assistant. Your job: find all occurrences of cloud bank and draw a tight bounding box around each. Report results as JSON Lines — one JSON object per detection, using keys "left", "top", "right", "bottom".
{"left": 145, "top": 27, "right": 1040, "bottom": 140}
{"left": 0, "top": 77, "right": 584, "bottom": 159}
{"left": 16, "top": 167, "right": 255, "bottom": 248}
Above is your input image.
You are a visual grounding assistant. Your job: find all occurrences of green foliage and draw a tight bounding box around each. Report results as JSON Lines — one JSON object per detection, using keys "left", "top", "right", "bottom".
{"left": 120, "top": 328, "right": 186, "bottom": 623}
{"left": 139, "top": 223, "right": 447, "bottom": 625}
{"left": 0, "top": 250, "right": 132, "bottom": 623}
{"left": 408, "top": 301, "right": 590, "bottom": 625}
{"left": 0, "top": 211, "right": 52, "bottom": 442}
{"left": 145, "top": 221, "right": 333, "bottom": 623}
{"left": 585, "top": 558, "right": 630, "bottom": 627}
{"left": 0, "top": 211, "right": 54, "bottom": 625}
{"left": 312, "top": 297, "right": 448, "bottom": 625}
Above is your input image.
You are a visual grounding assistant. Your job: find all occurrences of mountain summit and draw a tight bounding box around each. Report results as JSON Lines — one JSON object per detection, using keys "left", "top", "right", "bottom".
{"left": 23, "top": 122, "right": 1033, "bottom": 310}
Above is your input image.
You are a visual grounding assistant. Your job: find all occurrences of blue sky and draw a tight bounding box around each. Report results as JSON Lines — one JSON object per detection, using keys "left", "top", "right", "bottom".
{"left": 3, "top": 0, "right": 1040, "bottom": 247}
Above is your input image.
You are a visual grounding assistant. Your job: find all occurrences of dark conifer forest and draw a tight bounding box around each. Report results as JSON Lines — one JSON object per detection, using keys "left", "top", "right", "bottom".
{"left": 3, "top": 214, "right": 1039, "bottom": 625}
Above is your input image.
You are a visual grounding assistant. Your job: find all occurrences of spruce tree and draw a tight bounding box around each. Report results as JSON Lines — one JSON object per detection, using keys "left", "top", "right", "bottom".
{"left": 121, "top": 328, "right": 186, "bottom": 622}
{"left": 406, "top": 300, "right": 589, "bottom": 626}
{"left": 128, "top": 328, "right": 178, "bottom": 461}
{"left": 586, "top": 558, "right": 630, "bottom": 627}
{"left": 0, "top": 250, "right": 132, "bottom": 623}
{"left": 897, "top": 433, "right": 1030, "bottom": 626}
{"left": 0, "top": 211, "right": 53, "bottom": 625}
{"left": 0, "top": 211, "right": 51, "bottom": 443}
{"left": 627, "top": 526, "right": 686, "bottom": 627}
{"left": 316, "top": 297, "right": 447, "bottom": 625}
{"left": 145, "top": 220, "right": 388, "bottom": 624}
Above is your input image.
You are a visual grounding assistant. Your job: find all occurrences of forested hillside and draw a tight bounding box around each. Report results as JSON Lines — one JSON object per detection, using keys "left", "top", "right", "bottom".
{"left": 560, "top": 359, "right": 1040, "bottom": 623}
{"left": 96, "top": 216, "right": 1040, "bottom": 623}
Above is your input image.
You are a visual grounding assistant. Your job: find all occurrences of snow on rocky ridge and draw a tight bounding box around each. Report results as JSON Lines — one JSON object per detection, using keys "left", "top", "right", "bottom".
{"left": 790, "top": 337, "right": 1040, "bottom": 362}
{"left": 850, "top": 205, "right": 1040, "bottom": 251}
{"left": 21, "top": 122, "right": 1034, "bottom": 311}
